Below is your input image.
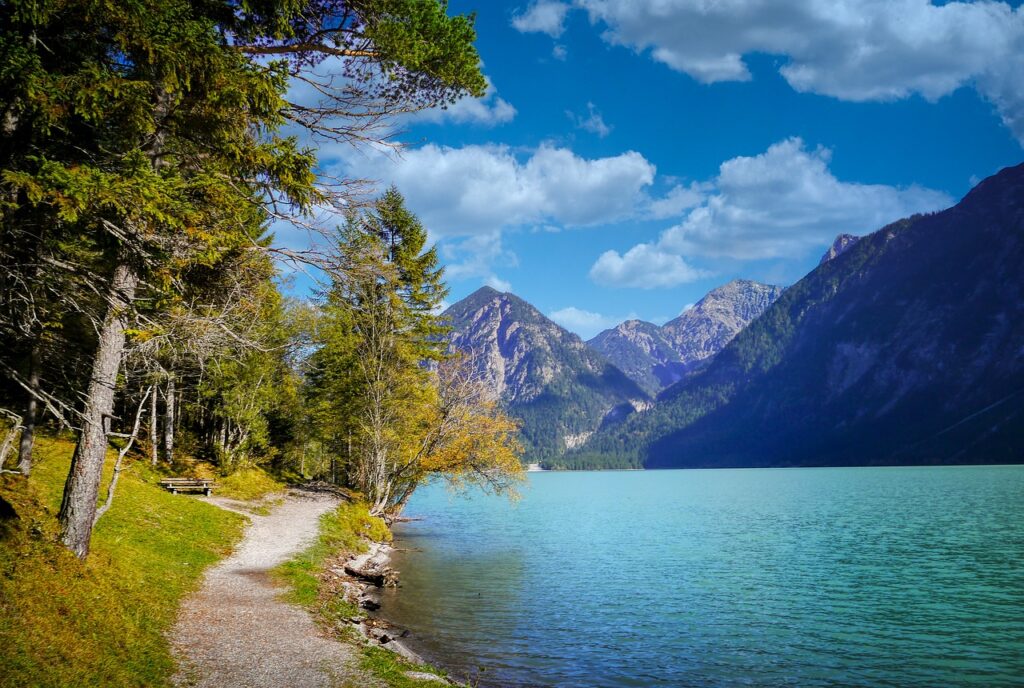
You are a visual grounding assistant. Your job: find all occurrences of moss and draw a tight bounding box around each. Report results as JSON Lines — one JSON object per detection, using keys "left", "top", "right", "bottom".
{"left": 0, "top": 435, "right": 246, "bottom": 688}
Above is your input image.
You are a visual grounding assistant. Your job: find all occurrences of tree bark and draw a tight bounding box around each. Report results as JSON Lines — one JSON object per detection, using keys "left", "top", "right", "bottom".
{"left": 16, "top": 340, "right": 40, "bottom": 476}
{"left": 58, "top": 260, "right": 139, "bottom": 558}
{"left": 163, "top": 375, "right": 175, "bottom": 463}
{"left": 150, "top": 382, "right": 159, "bottom": 466}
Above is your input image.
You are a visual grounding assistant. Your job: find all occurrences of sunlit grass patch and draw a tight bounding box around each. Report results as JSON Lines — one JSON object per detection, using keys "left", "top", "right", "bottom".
{"left": 0, "top": 435, "right": 245, "bottom": 688}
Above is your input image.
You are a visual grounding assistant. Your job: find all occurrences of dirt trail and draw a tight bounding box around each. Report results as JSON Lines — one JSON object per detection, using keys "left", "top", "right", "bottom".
{"left": 171, "top": 490, "right": 358, "bottom": 687}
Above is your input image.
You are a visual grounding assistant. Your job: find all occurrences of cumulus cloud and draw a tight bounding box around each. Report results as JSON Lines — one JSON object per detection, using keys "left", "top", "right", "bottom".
{"left": 512, "top": 1, "right": 571, "bottom": 37}
{"left": 576, "top": 0, "right": 1024, "bottom": 143}
{"left": 549, "top": 306, "right": 635, "bottom": 339}
{"left": 590, "top": 243, "right": 708, "bottom": 288}
{"left": 591, "top": 137, "right": 952, "bottom": 287}
{"left": 339, "top": 143, "right": 656, "bottom": 239}
{"left": 647, "top": 182, "right": 707, "bottom": 219}
{"left": 659, "top": 138, "right": 952, "bottom": 259}
{"left": 441, "top": 231, "right": 517, "bottom": 284}
{"left": 567, "top": 102, "right": 612, "bottom": 137}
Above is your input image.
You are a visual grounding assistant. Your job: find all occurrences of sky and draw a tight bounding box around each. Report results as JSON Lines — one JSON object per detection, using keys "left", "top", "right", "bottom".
{"left": 282, "top": 0, "right": 1024, "bottom": 340}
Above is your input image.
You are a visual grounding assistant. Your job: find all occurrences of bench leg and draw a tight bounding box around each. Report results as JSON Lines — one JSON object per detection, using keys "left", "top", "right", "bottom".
{"left": 204, "top": 488, "right": 211, "bottom": 496}
{"left": 171, "top": 488, "right": 177, "bottom": 494}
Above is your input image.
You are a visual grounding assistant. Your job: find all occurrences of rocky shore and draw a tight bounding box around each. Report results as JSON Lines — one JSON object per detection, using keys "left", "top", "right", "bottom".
{"left": 324, "top": 538, "right": 463, "bottom": 685}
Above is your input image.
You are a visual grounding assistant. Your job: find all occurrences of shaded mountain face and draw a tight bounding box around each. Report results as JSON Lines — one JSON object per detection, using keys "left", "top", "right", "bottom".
{"left": 578, "top": 163, "right": 1024, "bottom": 469}
{"left": 444, "top": 287, "right": 649, "bottom": 461}
{"left": 588, "top": 280, "right": 784, "bottom": 394}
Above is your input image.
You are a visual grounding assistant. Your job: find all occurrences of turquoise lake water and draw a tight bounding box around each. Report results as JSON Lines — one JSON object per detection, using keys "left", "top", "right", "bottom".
{"left": 380, "top": 467, "right": 1024, "bottom": 687}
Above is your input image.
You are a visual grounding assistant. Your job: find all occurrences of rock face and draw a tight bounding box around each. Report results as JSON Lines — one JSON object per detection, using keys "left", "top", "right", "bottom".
{"left": 819, "top": 233, "right": 860, "bottom": 265}
{"left": 580, "top": 163, "right": 1024, "bottom": 469}
{"left": 444, "top": 287, "right": 649, "bottom": 460}
{"left": 588, "top": 280, "right": 784, "bottom": 394}
{"left": 588, "top": 320, "right": 682, "bottom": 394}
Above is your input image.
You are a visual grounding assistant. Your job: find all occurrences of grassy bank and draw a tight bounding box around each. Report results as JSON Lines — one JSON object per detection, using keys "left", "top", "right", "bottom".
{"left": 275, "top": 502, "right": 451, "bottom": 688}
{"left": 0, "top": 436, "right": 246, "bottom": 688}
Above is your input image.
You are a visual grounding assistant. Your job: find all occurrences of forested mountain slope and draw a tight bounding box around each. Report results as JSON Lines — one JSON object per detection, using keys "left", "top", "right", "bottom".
{"left": 576, "top": 163, "right": 1024, "bottom": 468}
{"left": 445, "top": 287, "right": 649, "bottom": 462}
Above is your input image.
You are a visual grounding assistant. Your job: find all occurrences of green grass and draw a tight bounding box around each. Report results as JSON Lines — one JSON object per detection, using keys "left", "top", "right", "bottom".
{"left": 215, "top": 466, "right": 285, "bottom": 501}
{"left": 275, "top": 502, "right": 450, "bottom": 688}
{"left": 0, "top": 435, "right": 246, "bottom": 688}
{"left": 274, "top": 501, "right": 390, "bottom": 608}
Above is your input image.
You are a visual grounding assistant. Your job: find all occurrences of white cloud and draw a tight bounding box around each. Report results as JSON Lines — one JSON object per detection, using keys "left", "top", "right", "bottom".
{"left": 658, "top": 138, "right": 952, "bottom": 260}
{"left": 512, "top": 1, "right": 571, "bottom": 37}
{"left": 590, "top": 137, "right": 952, "bottom": 287}
{"left": 567, "top": 102, "right": 612, "bottom": 137}
{"left": 412, "top": 76, "right": 517, "bottom": 127}
{"left": 338, "top": 143, "right": 656, "bottom": 239}
{"left": 548, "top": 306, "right": 635, "bottom": 339}
{"left": 576, "top": 0, "right": 1024, "bottom": 143}
{"left": 647, "top": 182, "right": 707, "bottom": 219}
{"left": 484, "top": 275, "right": 513, "bottom": 292}
{"left": 590, "top": 243, "right": 708, "bottom": 288}
{"left": 441, "top": 231, "right": 517, "bottom": 283}
{"left": 552, "top": 44, "right": 568, "bottom": 60}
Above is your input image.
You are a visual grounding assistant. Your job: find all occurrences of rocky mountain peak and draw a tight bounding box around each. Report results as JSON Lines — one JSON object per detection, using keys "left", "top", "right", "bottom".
{"left": 444, "top": 288, "right": 648, "bottom": 460}
{"left": 819, "top": 233, "right": 861, "bottom": 265}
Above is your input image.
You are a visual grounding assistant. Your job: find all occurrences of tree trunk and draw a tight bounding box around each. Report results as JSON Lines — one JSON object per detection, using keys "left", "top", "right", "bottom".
{"left": 163, "top": 376, "right": 175, "bottom": 463}
{"left": 58, "top": 260, "right": 139, "bottom": 558}
{"left": 16, "top": 340, "right": 40, "bottom": 476}
{"left": 150, "top": 382, "right": 159, "bottom": 466}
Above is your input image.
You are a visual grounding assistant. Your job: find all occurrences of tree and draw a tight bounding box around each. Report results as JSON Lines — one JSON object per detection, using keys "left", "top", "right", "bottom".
{"left": 306, "top": 191, "right": 522, "bottom": 518}
{"left": 1, "top": 0, "right": 488, "bottom": 557}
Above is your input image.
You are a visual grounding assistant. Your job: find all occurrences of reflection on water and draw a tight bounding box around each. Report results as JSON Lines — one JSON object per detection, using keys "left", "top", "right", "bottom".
{"left": 381, "top": 467, "right": 1024, "bottom": 687}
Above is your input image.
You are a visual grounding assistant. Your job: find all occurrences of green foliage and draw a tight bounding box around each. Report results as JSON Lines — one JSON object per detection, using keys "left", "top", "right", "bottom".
{"left": 0, "top": 436, "right": 245, "bottom": 687}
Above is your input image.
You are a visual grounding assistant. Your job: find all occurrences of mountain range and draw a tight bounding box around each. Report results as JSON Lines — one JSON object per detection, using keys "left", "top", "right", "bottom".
{"left": 575, "top": 162, "right": 1024, "bottom": 469}
{"left": 588, "top": 280, "right": 784, "bottom": 394}
{"left": 445, "top": 163, "right": 1024, "bottom": 470}
{"left": 443, "top": 287, "right": 649, "bottom": 461}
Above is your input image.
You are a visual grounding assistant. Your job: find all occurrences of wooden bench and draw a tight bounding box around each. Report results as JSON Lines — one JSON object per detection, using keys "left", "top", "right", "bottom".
{"left": 159, "top": 478, "right": 216, "bottom": 496}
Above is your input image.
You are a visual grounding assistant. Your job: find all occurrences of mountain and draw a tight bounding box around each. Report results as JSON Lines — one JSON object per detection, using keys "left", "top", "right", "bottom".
{"left": 819, "top": 233, "right": 860, "bottom": 265}
{"left": 588, "top": 280, "right": 784, "bottom": 394}
{"left": 587, "top": 320, "right": 683, "bottom": 394}
{"left": 577, "top": 163, "right": 1024, "bottom": 469}
{"left": 444, "top": 287, "right": 650, "bottom": 463}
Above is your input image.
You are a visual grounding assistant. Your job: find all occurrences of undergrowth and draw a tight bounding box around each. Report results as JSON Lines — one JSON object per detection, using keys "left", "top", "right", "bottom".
{"left": 0, "top": 435, "right": 246, "bottom": 688}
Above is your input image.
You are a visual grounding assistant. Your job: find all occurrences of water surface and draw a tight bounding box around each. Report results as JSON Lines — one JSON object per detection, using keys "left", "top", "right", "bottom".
{"left": 381, "top": 467, "right": 1024, "bottom": 687}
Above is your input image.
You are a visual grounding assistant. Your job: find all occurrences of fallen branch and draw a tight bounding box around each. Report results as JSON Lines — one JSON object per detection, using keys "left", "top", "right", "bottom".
{"left": 94, "top": 386, "right": 152, "bottom": 525}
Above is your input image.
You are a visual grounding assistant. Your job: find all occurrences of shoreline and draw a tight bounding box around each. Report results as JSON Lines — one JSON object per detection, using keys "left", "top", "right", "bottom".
{"left": 329, "top": 535, "right": 468, "bottom": 686}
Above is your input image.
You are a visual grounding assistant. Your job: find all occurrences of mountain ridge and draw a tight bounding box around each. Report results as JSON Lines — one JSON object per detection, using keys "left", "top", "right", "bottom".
{"left": 588, "top": 279, "right": 784, "bottom": 394}
{"left": 575, "top": 162, "right": 1024, "bottom": 469}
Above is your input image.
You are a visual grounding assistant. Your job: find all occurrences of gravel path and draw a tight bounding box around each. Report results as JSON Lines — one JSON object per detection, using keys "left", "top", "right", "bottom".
{"left": 171, "top": 490, "right": 358, "bottom": 688}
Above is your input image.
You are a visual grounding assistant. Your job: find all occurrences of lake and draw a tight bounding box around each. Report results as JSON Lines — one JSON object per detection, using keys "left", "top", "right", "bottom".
{"left": 380, "top": 467, "right": 1024, "bottom": 687}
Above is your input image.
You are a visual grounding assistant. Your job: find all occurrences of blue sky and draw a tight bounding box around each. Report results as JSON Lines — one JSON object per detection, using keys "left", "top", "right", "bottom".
{"left": 294, "top": 0, "right": 1024, "bottom": 339}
